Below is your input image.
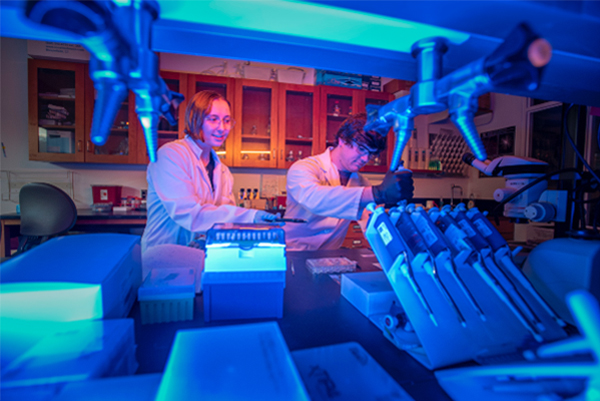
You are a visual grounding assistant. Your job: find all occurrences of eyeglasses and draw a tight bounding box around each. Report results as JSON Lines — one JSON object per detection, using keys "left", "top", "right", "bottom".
{"left": 204, "top": 115, "right": 236, "bottom": 128}
{"left": 353, "top": 142, "right": 378, "bottom": 159}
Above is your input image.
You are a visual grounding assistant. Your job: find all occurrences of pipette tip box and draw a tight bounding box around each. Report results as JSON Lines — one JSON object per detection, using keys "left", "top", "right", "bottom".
{"left": 138, "top": 268, "right": 195, "bottom": 324}
{"left": 202, "top": 223, "right": 287, "bottom": 322}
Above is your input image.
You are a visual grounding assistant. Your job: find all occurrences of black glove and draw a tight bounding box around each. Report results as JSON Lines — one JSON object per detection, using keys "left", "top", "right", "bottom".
{"left": 254, "top": 210, "right": 281, "bottom": 223}
{"left": 372, "top": 170, "right": 414, "bottom": 206}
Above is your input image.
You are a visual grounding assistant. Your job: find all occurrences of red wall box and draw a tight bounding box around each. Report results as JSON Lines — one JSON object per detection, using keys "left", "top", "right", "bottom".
{"left": 92, "top": 185, "right": 122, "bottom": 206}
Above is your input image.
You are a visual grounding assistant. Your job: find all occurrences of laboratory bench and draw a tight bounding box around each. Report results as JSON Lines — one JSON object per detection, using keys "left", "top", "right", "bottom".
{"left": 128, "top": 247, "right": 453, "bottom": 401}
{"left": 0, "top": 209, "right": 147, "bottom": 257}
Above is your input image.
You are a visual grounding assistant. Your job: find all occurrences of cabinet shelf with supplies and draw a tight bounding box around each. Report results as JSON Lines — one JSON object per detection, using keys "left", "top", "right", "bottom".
{"left": 137, "top": 71, "right": 188, "bottom": 165}
{"left": 28, "top": 59, "right": 86, "bottom": 162}
{"left": 319, "top": 86, "right": 394, "bottom": 173}
{"left": 28, "top": 62, "right": 393, "bottom": 170}
{"left": 187, "top": 74, "right": 235, "bottom": 166}
{"left": 277, "top": 83, "right": 320, "bottom": 169}
{"left": 84, "top": 63, "right": 139, "bottom": 164}
{"left": 233, "top": 79, "right": 279, "bottom": 168}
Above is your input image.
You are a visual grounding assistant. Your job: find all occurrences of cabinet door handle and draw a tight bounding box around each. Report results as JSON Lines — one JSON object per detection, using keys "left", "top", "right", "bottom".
{"left": 280, "top": 149, "right": 283, "bottom": 160}
{"left": 77, "top": 140, "right": 82, "bottom": 152}
{"left": 86, "top": 141, "right": 90, "bottom": 152}
{"left": 272, "top": 149, "right": 276, "bottom": 159}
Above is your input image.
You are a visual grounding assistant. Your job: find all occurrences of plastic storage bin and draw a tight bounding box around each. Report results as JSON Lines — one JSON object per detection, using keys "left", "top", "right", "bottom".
{"left": 138, "top": 268, "right": 195, "bottom": 324}
{"left": 341, "top": 271, "right": 399, "bottom": 317}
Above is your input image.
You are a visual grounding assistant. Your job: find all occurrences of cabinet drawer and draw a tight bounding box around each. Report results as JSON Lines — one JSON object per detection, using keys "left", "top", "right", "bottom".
{"left": 345, "top": 221, "right": 364, "bottom": 239}
{"left": 342, "top": 238, "right": 366, "bottom": 249}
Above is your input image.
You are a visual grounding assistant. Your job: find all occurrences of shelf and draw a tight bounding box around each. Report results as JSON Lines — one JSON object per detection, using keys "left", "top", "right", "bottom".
{"left": 109, "top": 129, "right": 130, "bottom": 134}
{"left": 285, "top": 137, "right": 313, "bottom": 143}
{"left": 39, "top": 94, "right": 75, "bottom": 101}
{"left": 39, "top": 124, "right": 74, "bottom": 129}
{"left": 326, "top": 113, "right": 349, "bottom": 119}
{"left": 157, "top": 131, "right": 178, "bottom": 136}
{"left": 241, "top": 135, "right": 272, "bottom": 140}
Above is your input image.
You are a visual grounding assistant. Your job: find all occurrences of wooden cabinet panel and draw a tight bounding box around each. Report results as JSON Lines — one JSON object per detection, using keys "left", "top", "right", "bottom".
{"left": 84, "top": 67, "right": 139, "bottom": 164}
{"left": 318, "top": 86, "right": 394, "bottom": 172}
{"left": 488, "top": 216, "right": 515, "bottom": 241}
{"left": 277, "top": 83, "right": 320, "bottom": 169}
{"left": 28, "top": 62, "right": 393, "bottom": 171}
{"left": 342, "top": 221, "right": 367, "bottom": 249}
{"left": 137, "top": 71, "right": 188, "bottom": 165}
{"left": 233, "top": 79, "right": 279, "bottom": 168}
{"left": 187, "top": 74, "right": 235, "bottom": 166}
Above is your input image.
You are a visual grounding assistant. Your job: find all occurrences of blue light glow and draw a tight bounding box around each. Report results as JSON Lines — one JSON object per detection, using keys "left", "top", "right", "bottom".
{"left": 0, "top": 282, "right": 103, "bottom": 322}
{"left": 158, "top": 0, "right": 470, "bottom": 54}
{"left": 156, "top": 322, "right": 309, "bottom": 400}
{"left": 140, "top": 116, "right": 153, "bottom": 130}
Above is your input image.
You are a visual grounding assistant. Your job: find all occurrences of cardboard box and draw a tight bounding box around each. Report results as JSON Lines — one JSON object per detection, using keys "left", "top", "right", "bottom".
{"left": 316, "top": 69, "right": 362, "bottom": 89}
{"left": 383, "top": 79, "right": 416, "bottom": 94}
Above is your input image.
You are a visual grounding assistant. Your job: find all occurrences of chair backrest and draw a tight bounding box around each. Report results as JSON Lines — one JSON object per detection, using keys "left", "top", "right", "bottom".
{"left": 19, "top": 182, "right": 77, "bottom": 239}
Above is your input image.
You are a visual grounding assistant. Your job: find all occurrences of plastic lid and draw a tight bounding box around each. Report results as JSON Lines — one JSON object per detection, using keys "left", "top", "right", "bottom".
{"left": 138, "top": 268, "right": 195, "bottom": 300}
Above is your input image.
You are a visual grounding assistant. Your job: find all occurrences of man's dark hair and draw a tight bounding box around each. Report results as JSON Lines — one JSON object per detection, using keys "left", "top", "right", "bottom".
{"left": 334, "top": 113, "right": 386, "bottom": 154}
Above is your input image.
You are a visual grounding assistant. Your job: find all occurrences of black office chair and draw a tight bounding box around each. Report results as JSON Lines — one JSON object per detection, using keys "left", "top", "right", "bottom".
{"left": 17, "top": 182, "right": 77, "bottom": 254}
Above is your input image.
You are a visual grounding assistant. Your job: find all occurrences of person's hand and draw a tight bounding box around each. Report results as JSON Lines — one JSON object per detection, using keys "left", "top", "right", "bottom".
{"left": 371, "top": 170, "right": 414, "bottom": 206}
{"left": 254, "top": 210, "right": 281, "bottom": 223}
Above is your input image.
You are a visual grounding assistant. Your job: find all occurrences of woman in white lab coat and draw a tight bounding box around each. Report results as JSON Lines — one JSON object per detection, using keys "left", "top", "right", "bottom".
{"left": 141, "top": 90, "right": 277, "bottom": 288}
{"left": 284, "top": 113, "right": 413, "bottom": 250}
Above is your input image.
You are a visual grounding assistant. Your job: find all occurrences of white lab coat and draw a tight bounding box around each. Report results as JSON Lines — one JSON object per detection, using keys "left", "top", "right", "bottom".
{"left": 283, "top": 148, "right": 370, "bottom": 251}
{"left": 141, "top": 136, "right": 257, "bottom": 253}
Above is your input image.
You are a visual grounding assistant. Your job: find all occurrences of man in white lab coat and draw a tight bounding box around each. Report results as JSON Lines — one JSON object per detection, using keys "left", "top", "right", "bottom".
{"left": 284, "top": 113, "right": 413, "bottom": 250}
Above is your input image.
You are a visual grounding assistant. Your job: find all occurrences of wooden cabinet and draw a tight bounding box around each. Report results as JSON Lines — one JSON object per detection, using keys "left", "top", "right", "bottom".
{"left": 233, "top": 79, "right": 279, "bottom": 168}
{"left": 187, "top": 74, "right": 235, "bottom": 166}
{"left": 28, "top": 62, "right": 391, "bottom": 170}
{"left": 137, "top": 71, "right": 188, "bottom": 164}
{"left": 28, "top": 59, "right": 86, "bottom": 162}
{"left": 362, "top": 91, "right": 395, "bottom": 173}
{"left": 341, "top": 221, "right": 367, "bottom": 249}
{"left": 488, "top": 216, "right": 514, "bottom": 241}
{"left": 318, "top": 86, "right": 394, "bottom": 173}
{"left": 84, "top": 65, "right": 139, "bottom": 164}
{"left": 277, "top": 84, "right": 320, "bottom": 169}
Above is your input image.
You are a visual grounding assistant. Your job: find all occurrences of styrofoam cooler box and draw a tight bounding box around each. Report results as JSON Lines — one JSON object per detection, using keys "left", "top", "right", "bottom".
{"left": 0, "top": 234, "right": 142, "bottom": 322}
{"left": 138, "top": 268, "right": 195, "bottom": 324}
{"left": 341, "top": 271, "right": 399, "bottom": 317}
{"left": 155, "top": 322, "right": 309, "bottom": 401}
{"left": 0, "top": 318, "right": 137, "bottom": 391}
